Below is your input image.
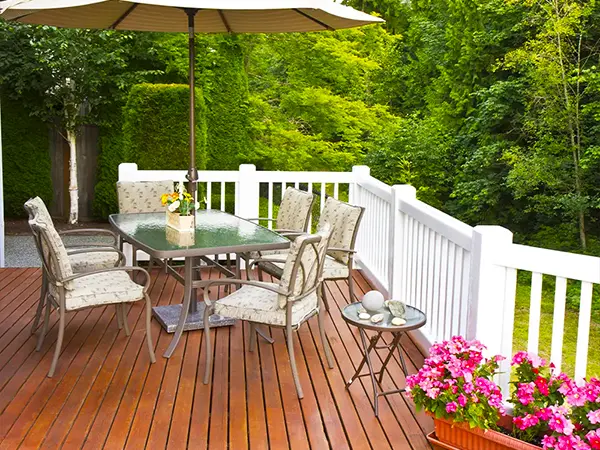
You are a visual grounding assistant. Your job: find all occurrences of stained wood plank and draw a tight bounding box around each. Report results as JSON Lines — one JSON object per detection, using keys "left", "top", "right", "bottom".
{"left": 0, "top": 268, "right": 429, "bottom": 450}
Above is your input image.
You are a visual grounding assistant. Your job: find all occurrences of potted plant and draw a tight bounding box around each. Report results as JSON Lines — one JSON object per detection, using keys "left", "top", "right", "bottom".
{"left": 161, "top": 183, "right": 200, "bottom": 231}
{"left": 408, "top": 337, "right": 600, "bottom": 450}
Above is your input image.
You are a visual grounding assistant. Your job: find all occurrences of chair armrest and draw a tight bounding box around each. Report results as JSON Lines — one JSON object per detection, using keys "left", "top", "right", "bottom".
{"left": 202, "top": 279, "right": 285, "bottom": 305}
{"left": 328, "top": 247, "right": 357, "bottom": 254}
{"left": 60, "top": 228, "right": 119, "bottom": 247}
{"left": 60, "top": 266, "right": 151, "bottom": 292}
{"left": 250, "top": 258, "right": 286, "bottom": 269}
{"left": 278, "top": 231, "right": 304, "bottom": 238}
{"left": 66, "top": 247, "right": 126, "bottom": 267}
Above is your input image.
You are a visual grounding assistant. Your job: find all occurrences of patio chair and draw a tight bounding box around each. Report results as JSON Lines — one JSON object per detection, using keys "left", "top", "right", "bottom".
{"left": 241, "top": 186, "right": 315, "bottom": 273}
{"left": 29, "top": 217, "right": 156, "bottom": 377}
{"left": 24, "top": 197, "right": 123, "bottom": 335}
{"left": 202, "top": 227, "right": 334, "bottom": 399}
{"left": 117, "top": 180, "right": 174, "bottom": 271}
{"left": 253, "top": 197, "right": 364, "bottom": 310}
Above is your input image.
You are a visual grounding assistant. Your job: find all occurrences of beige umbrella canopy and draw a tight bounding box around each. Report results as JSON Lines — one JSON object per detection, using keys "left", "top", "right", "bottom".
{"left": 0, "top": 0, "right": 383, "bottom": 192}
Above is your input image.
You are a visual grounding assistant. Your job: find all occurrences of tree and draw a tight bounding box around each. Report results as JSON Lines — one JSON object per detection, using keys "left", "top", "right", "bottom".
{"left": 0, "top": 23, "right": 136, "bottom": 223}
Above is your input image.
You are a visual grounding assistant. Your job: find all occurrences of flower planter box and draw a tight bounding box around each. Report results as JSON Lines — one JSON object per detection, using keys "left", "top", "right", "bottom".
{"left": 166, "top": 210, "right": 194, "bottom": 231}
{"left": 428, "top": 417, "right": 542, "bottom": 450}
{"left": 165, "top": 226, "right": 195, "bottom": 246}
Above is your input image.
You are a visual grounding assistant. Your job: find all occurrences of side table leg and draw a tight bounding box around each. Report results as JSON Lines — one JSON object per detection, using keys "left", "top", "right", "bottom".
{"left": 346, "top": 331, "right": 381, "bottom": 387}
{"left": 359, "top": 329, "right": 381, "bottom": 416}
{"left": 378, "top": 332, "right": 403, "bottom": 384}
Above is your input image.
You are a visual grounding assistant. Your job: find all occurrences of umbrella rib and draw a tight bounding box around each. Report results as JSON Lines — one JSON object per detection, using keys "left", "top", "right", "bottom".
{"left": 109, "top": 3, "right": 138, "bottom": 29}
{"left": 293, "top": 9, "right": 334, "bottom": 31}
{"left": 218, "top": 10, "right": 232, "bottom": 33}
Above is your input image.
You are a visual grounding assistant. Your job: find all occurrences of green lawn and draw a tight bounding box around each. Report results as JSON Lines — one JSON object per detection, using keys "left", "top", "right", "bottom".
{"left": 512, "top": 279, "right": 600, "bottom": 379}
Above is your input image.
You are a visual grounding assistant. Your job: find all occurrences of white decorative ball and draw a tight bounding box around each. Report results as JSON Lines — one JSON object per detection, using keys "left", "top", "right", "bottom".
{"left": 361, "top": 290, "right": 385, "bottom": 312}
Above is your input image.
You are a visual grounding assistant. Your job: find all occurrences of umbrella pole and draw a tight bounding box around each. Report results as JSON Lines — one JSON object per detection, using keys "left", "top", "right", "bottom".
{"left": 186, "top": 8, "right": 198, "bottom": 205}
{"left": 186, "top": 8, "right": 199, "bottom": 316}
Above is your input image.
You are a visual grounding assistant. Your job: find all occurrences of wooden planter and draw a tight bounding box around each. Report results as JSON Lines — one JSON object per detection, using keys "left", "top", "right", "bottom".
{"left": 427, "top": 417, "right": 542, "bottom": 450}
{"left": 166, "top": 210, "right": 194, "bottom": 231}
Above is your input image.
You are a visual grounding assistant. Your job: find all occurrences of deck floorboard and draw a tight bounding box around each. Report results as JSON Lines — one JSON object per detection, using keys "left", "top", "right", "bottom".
{"left": 0, "top": 267, "right": 432, "bottom": 449}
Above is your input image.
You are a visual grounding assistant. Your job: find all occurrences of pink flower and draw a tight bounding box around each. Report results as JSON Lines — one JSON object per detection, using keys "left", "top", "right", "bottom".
{"left": 457, "top": 394, "right": 467, "bottom": 407}
{"left": 513, "top": 413, "right": 539, "bottom": 430}
{"left": 542, "top": 435, "right": 557, "bottom": 449}
{"left": 516, "top": 382, "right": 536, "bottom": 405}
{"left": 537, "top": 408, "right": 553, "bottom": 421}
{"left": 567, "top": 386, "right": 587, "bottom": 407}
{"left": 587, "top": 429, "right": 600, "bottom": 449}
{"left": 587, "top": 409, "right": 600, "bottom": 425}
{"left": 535, "top": 376, "right": 550, "bottom": 396}
{"left": 548, "top": 410, "right": 575, "bottom": 436}
{"left": 512, "top": 351, "right": 529, "bottom": 366}
{"left": 445, "top": 401, "right": 457, "bottom": 413}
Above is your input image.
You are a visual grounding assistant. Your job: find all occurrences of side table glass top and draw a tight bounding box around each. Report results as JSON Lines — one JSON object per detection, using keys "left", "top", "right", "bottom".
{"left": 341, "top": 302, "right": 426, "bottom": 332}
{"left": 109, "top": 210, "right": 289, "bottom": 258}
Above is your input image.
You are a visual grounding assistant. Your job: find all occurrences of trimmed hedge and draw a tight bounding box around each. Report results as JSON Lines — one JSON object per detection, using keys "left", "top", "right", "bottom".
{"left": 1, "top": 95, "right": 52, "bottom": 218}
{"left": 123, "top": 83, "right": 207, "bottom": 171}
{"left": 197, "top": 36, "right": 251, "bottom": 170}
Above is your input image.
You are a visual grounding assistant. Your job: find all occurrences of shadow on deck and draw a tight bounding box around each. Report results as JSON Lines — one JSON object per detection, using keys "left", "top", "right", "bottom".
{"left": 0, "top": 267, "right": 432, "bottom": 449}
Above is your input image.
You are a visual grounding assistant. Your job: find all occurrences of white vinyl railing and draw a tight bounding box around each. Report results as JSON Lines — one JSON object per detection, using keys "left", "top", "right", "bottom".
{"left": 119, "top": 163, "right": 599, "bottom": 393}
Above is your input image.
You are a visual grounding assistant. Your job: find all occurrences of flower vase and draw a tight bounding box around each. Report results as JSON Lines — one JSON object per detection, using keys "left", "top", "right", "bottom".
{"left": 166, "top": 226, "right": 195, "bottom": 246}
{"left": 427, "top": 417, "right": 542, "bottom": 450}
{"left": 166, "top": 210, "right": 195, "bottom": 231}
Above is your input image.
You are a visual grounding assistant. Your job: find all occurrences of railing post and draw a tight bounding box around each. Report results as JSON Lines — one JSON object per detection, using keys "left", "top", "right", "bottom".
{"left": 236, "top": 164, "right": 259, "bottom": 219}
{"left": 389, "top": 185, "right": 416, "bottom": 300}
{"left": 118, "top": 163, "right": 138, "bottom": 182}
{"left": 350, "top": 166, "right": 370, "bottom": 205}
{"left": 469, "top": 225, "right": 515, "bottom": 396}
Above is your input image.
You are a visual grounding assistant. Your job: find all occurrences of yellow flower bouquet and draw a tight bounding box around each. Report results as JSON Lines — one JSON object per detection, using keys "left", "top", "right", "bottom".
{"left": 161, "top": 182, "right": 199, "bottom": 216}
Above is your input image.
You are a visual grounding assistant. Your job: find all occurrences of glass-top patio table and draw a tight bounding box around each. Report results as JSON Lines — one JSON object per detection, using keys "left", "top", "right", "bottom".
{"left": 109, "top": 210, "right": 290, "bottom": 358}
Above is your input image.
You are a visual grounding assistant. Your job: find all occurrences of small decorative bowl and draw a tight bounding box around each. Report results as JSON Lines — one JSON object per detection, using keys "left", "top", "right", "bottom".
{"left": 387, "top": 300, "right": 406, "bottom": 319}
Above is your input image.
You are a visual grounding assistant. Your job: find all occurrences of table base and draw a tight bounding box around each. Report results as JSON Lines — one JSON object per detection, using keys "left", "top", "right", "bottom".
{"left": 345, "top": 330, "right": 408, "bottom": 417}
{"left": 152, "top": 303, "right": 236, "bottom": 333}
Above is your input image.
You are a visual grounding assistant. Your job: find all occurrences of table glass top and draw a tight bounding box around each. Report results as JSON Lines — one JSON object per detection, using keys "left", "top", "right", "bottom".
{"left": 341, "top": 302, "right": 426, "bottom": 331}
{"left": 109, "top": 210, "right": 289, "bottom": 256}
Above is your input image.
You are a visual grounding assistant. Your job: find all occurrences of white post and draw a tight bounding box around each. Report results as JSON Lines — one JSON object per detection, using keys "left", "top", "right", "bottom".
{"left": 0, "top": 97, "right": 4, "bottom": 267}
{"left": 350, "top": 165, "right": 370, "bottom": 205}
{"left": 118, "top": 162, "right": 138, "bottom": 182}
{"left": 389, "top": 185, "right": 416, "bottom": 300}
{"left": 235, "top": 164, "right": 259, "bottom": 219}
{"left": 469, "top": 225, "right": 515, "bottom": 396}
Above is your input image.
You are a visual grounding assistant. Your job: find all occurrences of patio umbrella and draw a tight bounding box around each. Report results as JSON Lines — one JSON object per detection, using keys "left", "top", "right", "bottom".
{"left": 0, "top": 0, "right": 383, "bottom": 201}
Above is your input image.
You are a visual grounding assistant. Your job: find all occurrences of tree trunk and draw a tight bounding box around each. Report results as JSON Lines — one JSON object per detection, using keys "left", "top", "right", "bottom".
{"left": 67, "top": 128, "right": 78, "bottom": 224}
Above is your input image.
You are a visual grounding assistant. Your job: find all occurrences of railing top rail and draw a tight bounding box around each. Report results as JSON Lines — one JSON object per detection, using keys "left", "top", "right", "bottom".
{"left": 251, "top": 170, "right": 355, "bottom": 183}
{"left": 356, "top": 176, "right": 393, "bottom": 202}
{"left": 492, "top": 243, "right": 600, "bottom": 284}
{"left": 400, "top": 197, "right": 474, "bottom": 250}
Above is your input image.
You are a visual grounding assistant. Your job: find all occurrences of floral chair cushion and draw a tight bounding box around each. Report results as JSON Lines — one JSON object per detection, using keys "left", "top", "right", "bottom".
{"left": 276, "top": 187, "right": 314, "bottom": 232}
{"left": 214, "top": 283, "right": 318, "bottom": 327}
{"left": 117, "top": 180, "right": 174, "bottom": 213}
{"left": 261, "top": 253, "right": 350, "bottom": 280}
{"left": 69, "top": 251, "right": 120, "bottom": 272}
{"left": 31, "top": 218, "right": 74, "bottom": 285}
{"left": 277, "top": 226, "right": 331, "bottom": 308}
{"left": 49, "top": 271, "right": 144, "bottom": 311}
{"left": 318, "top": 197, "right": 363, "bottom": 265}
{"left": 24, "top": 197, "right": 53, "bottom": 224}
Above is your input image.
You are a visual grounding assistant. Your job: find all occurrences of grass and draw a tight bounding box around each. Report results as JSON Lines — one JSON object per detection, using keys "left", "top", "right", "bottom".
{"left": 512, "top": 277, "right": 600, "bottom": 379}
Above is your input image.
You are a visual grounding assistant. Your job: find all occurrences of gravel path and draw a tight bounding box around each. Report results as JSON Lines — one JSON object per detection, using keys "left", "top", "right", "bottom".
{"left": 5, "top": 235, "right": 114, "bottom": 267}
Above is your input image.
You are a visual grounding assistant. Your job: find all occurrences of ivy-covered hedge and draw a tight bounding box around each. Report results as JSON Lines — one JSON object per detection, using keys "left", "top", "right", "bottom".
{"left": 1, "top": 95, "right": 52, "bottom": 218}
{"left": 123, "top": 83, "right": 207, "bottom": 170}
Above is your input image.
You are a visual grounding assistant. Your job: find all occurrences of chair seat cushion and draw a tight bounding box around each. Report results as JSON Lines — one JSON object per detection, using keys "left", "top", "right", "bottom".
{"left": 50, "top": 271, "right": 144, "bottom": 311}
{"left": 69, "top": 250, "right": 120, "bottom": 273}
{"left": 214, "top": 283, "right": 318, "bottom": 327}
{"left": 258, "top": 253, "right": 349, "bottom": 279}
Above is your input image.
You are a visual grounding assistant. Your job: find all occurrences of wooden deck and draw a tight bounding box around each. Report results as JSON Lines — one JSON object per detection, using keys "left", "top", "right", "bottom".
{"left": 0, "top": 267, "right": 432, "bottom": 449}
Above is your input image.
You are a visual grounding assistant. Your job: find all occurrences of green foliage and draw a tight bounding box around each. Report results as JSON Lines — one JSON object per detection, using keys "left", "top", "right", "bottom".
{"left": 0, "top": 95, "right": 52, "bottom": 218}
{"left": 122, "top": 83, "right": 207, "bottom": 171}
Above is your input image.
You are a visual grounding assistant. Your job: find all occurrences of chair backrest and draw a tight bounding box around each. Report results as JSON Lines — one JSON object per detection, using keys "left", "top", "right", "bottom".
{"left": 277, "top": 225, "right": 332, "bottom": 309}
{"left": 276, "top": 187, "right": 315, "bottom": 232}
{"left": 24, "top": 197, "right": 53, "bottom": 225}
{"left": 318, "top": 197, "right": 364, "bottom": 265}
{"left": 117, "top": 180, "right": 175, "bottom": 213}
{"left": 29, "top": 217, "right": 74, "bottom": 287}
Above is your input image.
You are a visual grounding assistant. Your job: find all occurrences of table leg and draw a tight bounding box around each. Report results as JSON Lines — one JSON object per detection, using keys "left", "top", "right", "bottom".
{"left": 346, "top": 331, "right": 382, "bottom": 387}
{"left": 359, "top": 329, "right": 381, "bottom": 416}
{"left": 164, "top": 256, "right": 194, "bottom": 358}
{"left": 378, "top": 332, "right": 403, "bottom": 383}
{"left": 189, "top": 256, "right": 198, "bottom": 314}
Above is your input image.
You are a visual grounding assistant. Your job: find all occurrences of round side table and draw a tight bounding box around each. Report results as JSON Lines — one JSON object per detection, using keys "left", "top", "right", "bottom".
{"left": 341, "top": 302, "right": 426, "bottom": 416}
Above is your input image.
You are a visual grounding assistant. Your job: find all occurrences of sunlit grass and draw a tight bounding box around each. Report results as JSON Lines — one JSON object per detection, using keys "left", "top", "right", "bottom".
{"left": 512, "top": 278, "right": 600, "bottom": 379}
